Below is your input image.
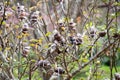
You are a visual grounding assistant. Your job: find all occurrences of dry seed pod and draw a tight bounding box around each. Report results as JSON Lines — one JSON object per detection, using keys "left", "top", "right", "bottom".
{"left": 22, "top": 23, "right": 29, "bottom": 33}
{"left": 69, "top": 36, "right": 75, "bottom": 44}
{"left": 17, "top": 4, "right": 26, "bottom": 20}
{"left": 54, "top": 67, "right": 65, "bottom": 74}
{"left": 99, "top": 31, "right": 106, "bottom": 37}
{"left": 76, "top": 33, "right": 82, "bottom": 45}
{"left": 56, "top": 0, "right": 63, "bottom": 2}
{"left": 0, "top": 3, "right": 4, "bottom": 13}
{"left": 52, "top": 30, "right": 65, "bottom": 45}
{"left": 68, "top": 19, "right": 76, "bottom": 33}
{"left": 18, "top": 11, "right": 27, "bottom": 20}
{"left": 30, "top": 11, "right": 39, "bottom": 23}
{"left": 113, "top": 33, "right": 120, "bottom": 38}
{"left": 75, "top": 38, "right": 82, "bottom": 45}
{"left": 89, "top": 27, "right": 97, "bottom": 38}
{"left": 22, "top": 28, "right": 28, "bottom": 34}
{"left": 90, "top": 31, "right": 95, "bottom": 34}
{"left": 69, "top": 19, "right": 76, "bottom": 27}
{"left": 58, "top": 22, "right": 64, "bottom": 27}
{"left": 37, "top": 60, "right": 51, "bottom": 68}
{"left": 69, "top": 35, "right": 82, "bottom": 45}
{"left": 22, "top": 46, "right": 30, "bottom": 57}
{"left": 17, "top": 5, "right": 25, "bottom": 14}
{"left": 54, "top": 33, "right": 62, "bottom": 42}
{"left": 58, "top": 19, "right": 66, "bottom": 32}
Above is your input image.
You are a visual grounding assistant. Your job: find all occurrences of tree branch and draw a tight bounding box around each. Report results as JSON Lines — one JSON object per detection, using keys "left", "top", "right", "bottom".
{"left": 65, "top": 39, "right": 118, "bottom": 80}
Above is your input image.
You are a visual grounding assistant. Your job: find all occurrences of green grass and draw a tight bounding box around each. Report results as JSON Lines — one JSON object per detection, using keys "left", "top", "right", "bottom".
{"left": 72, "top": 65, "right": 120, "bottom": 80}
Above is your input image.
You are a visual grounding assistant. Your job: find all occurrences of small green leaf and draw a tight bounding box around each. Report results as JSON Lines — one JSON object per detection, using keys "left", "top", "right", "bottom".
{"left": 45, "top": 32, "right": 51, "bottom": 37}
{"left": 2, "top": 21, "right": 6, "bottom": 25}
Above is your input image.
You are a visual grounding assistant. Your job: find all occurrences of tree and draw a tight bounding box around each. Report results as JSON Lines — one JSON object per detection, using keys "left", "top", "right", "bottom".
{"left": 0, "top": 0, "right": 120, "bottom": 80}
